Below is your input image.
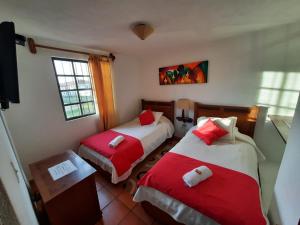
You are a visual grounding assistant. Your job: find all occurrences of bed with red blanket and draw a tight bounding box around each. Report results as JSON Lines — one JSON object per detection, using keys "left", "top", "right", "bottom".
{"left": 78, "top": 100, "right": 175, "bottom": 183}
{"left": 133, "top": 103, "right": 268, "bottom": 225}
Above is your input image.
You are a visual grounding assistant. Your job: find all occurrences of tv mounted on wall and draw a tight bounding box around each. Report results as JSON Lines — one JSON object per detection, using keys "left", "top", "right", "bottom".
{"left": 0, "top": 21, "right": 25, "bottom": 110}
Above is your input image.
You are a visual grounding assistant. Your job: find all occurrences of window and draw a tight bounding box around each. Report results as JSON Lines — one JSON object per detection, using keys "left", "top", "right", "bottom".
{"left": 52, "top": 58, "right": 96, "bottom": 120}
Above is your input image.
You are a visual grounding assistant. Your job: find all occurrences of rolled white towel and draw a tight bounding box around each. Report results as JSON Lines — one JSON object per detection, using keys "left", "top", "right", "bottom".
{"left": 183, "top": 166, "right": 213, "bottom": 187}
{"left": 109, "top": 135, "right": 125, "bottom": 148}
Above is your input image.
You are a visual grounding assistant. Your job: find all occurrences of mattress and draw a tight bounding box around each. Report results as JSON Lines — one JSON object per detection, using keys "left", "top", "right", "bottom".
{"left": 78, "top": 116, "right": 174, "bottom": 183}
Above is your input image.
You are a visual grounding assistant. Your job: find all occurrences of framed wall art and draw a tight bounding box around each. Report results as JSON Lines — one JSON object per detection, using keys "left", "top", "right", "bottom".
{"left": 159, "top": 60, "right": 208, "bottom": 85}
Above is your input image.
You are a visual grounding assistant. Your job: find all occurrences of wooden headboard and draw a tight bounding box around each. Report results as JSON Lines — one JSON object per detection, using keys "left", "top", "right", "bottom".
{"left": 194, "top": 103, "right": 259, "bottom": 137}
{"left": 142, "top": 99, "right": 175, "bottom": 124}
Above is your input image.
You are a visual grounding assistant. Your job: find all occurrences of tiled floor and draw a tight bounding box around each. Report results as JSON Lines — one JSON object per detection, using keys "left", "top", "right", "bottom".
{"left": 95, "top": 173, "right": 161, "bottom": 225}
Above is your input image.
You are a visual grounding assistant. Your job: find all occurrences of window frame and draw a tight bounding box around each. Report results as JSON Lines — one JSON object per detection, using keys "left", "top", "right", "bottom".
{"left": 51, "top": 57, "right": 96, "bottom": 121}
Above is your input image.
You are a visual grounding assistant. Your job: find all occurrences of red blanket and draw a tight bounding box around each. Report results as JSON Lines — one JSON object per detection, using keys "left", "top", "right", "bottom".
{"left": 81, "top": 130, "right": 144, "bottom": 176}
{"left": 138, "top": 152, "right": 266, "bottom": 225}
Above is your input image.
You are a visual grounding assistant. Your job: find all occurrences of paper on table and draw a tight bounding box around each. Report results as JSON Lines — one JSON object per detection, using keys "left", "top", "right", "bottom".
{"left": 48, "top": 160, "right": 77, "bottom": 181}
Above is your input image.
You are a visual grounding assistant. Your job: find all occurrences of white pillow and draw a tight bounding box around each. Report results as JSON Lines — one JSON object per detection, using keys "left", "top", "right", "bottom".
{"left": 197, "top": 116, "right": 237, "bottom": 143}
{"left": 141, "top": 110, "right": 163, "bottom": 126}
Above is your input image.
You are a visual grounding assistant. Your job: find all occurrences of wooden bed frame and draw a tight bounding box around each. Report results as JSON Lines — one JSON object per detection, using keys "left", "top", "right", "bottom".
{"left": 142, "top": 99, "right": 175, "bottom": 124}
{"left": 193, "top": 102, "right": 259, "bottom": 137}
{"left": 140, "top": 102, "right": 260, "bottom": 225}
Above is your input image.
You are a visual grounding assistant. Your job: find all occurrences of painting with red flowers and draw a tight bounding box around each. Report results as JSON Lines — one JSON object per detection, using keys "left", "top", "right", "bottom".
{"left": 159, "top": 61, "right": 208, "bottom": 85}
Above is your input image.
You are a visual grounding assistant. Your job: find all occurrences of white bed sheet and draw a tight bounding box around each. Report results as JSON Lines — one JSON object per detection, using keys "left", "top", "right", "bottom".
{"left": 133, "top": 126, "right": 268, "bottom": 225}
{"left": 78, "top": 116, "right": 174, "bottom": 183}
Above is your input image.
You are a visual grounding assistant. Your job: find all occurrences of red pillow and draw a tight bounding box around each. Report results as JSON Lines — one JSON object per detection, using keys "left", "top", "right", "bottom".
{"left": 139, "top": 110, "right": 155, "bottom": 125}
{"left": 192, "top": 119, "right": 228, "bottom": 145}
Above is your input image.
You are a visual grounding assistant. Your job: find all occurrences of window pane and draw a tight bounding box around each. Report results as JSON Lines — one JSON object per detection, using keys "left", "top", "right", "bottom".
{"left": 57, "top": 76, "right": 76, "bottom": 90}
{"left": 54, "top": 60, "right": 64, "bottom": 74}
{"left": 81, "top": 63, "right": 89, "bottom": 75}
{"left": 62, "top": 61, "right": 73, "bottom": 75}
{"left": 76, "top": 77, "right": 91, "bottom": 89}
{"left": 74, "top": 62, "right": 89, "bottom": 76}
{"left": 74, "top": 62, "right": 83, "bottom": 75}
{"left": 79, "top": 90, "right": 93, "bottom": 102}
{"left": 61, "top": 91, "right": 79, "bottom": 105}
{"left": 82, "top": 102, "right": 95, "bottom": 115}
{"left": 65, "top": 104, "right": 82, "bottom": 119}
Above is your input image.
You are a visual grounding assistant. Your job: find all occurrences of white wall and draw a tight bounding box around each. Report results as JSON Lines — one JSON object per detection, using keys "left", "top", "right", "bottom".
{"left": 271, "top": 96, "right": 300, "bottom": 225}
{"left": 139, "top": 22, "right": 300, "bottom": 160}
{"left": 140, "top": 22, "right": 300, "bottom": 106}
{"left": 3, "top": 40, "right": 141, "bottom": 177}
{"left": 113, "top": 53, "right": 142, "bottom": 123}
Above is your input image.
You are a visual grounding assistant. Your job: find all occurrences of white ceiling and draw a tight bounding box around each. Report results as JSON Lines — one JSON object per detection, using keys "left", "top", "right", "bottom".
{"left": 1, "top": 0, "right": 300, "bottom": 57}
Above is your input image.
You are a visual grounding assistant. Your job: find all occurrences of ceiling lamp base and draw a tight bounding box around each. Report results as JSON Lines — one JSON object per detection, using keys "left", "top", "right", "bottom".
{"left": 132, "top": 23, "right": 154, "bottom": 40}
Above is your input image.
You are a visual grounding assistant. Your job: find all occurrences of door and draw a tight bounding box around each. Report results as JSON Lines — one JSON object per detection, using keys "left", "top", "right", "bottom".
{"left": 0, "top": 112, "right": 39, "bottom": 225}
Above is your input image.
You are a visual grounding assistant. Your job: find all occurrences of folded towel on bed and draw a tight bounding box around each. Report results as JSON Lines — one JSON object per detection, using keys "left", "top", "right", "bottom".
{"left": 109, "top": 135, "right": 125, "bottom": 148}
{"left": 183, "top": 166, "right": 212, "bottom": 187}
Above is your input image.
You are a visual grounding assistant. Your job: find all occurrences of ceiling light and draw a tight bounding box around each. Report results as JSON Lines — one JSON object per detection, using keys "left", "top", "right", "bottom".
{"left": 131, "top": 23, "right": 154, "bottom": 40}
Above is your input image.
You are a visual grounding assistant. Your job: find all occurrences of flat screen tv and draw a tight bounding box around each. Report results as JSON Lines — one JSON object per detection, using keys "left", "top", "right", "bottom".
{"left": 0, "top": 21, "right": 20, "bottom": 110}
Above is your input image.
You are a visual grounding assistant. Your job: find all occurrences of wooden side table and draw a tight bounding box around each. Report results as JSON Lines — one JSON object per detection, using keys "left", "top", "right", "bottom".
{"left": 29, "top": 150, "right": 101, "bottom": 225}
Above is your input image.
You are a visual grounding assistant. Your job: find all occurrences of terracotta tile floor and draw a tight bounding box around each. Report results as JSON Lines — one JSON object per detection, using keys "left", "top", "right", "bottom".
{"left": 95, "top": 173, "right": 161, "bottom": 225}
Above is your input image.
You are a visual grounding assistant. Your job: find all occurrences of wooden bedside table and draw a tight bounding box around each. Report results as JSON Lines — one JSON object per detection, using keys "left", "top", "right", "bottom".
{"left": 29, "top": 150, "right": 101, "bottom": 225}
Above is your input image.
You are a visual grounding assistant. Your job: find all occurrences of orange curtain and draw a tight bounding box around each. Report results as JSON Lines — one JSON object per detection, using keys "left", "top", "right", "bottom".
{"left": 88, "top": 55, "right": 117, "bottom": 131}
